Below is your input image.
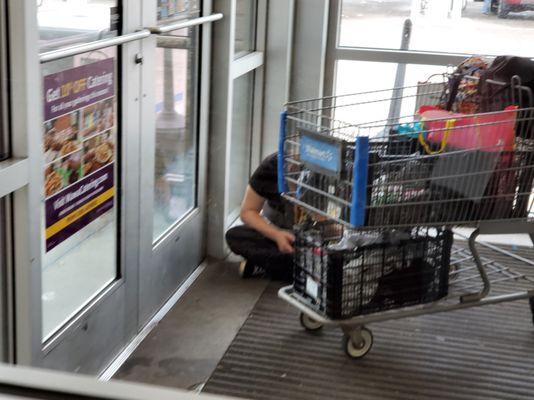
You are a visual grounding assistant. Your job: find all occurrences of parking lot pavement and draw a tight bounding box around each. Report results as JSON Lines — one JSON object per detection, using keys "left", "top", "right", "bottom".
{"left": 339, "top": 0, "right": 534, "bottom": 56}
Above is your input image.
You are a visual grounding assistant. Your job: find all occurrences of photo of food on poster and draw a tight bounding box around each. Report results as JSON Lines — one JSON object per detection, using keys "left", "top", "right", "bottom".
{"left": 43, "top": 58, "right": 116, "bottom": 252}
{"left": 82, "top": 130, "right": 114, "bottom": 176}
{"left": 43, "top": 111, "right": 81, "bottom": 164}
{"left": 80, "top": 98, "right": 114, "bottom": 138}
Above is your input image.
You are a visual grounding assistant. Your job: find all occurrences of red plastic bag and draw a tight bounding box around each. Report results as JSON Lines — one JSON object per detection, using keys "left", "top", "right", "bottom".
{"left": 419, "top": 106, "right": 517, "bottom": 152}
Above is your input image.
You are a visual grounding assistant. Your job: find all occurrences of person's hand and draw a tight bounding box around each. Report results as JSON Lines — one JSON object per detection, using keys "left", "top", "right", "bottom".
{"left": 274, "top": 230, "right": 295, "bottom": 254}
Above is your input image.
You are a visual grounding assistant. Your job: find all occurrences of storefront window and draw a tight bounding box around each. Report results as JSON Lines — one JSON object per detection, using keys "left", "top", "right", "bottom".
{"left": 234, "top": 0, "right": 257, "bottom": 58}
{"left": 334, "top": 60, "right": 446, "bottom": 126}
{"left": 228, "top": 72, "right": 254, "bottom": 218}
{"left": 41, "top": 48, "right": 118, "bottom": 340}
{"left": 339, "top": 0, "right": 534, "bottom": 57}
{"left": 153, "top": 28, "right": 198, "bottom": 241}
{"left": 37, "top": 0, "right": 120, "bottom": 52}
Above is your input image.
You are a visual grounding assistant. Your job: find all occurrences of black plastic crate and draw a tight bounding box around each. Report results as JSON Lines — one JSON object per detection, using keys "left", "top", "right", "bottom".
{"left": 293, "top": 222, "right": 453, "bottom": 320}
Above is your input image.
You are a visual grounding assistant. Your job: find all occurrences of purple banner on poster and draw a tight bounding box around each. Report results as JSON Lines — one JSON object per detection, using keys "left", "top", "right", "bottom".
{"left": 45, "top": 163, "right": 115, "bottom": 252}
{"left": 43, "top": 58, "right": 115, "bottom": 121}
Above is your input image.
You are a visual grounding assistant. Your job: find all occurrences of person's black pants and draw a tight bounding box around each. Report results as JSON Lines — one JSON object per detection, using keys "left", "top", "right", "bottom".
{"left": 225, "top": 225, "right": 293, "bottom": 282}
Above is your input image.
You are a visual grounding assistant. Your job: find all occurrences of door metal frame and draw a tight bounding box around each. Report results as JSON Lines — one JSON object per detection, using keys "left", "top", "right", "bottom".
{"left": 0, "top": 196, "right": 14, "bottom": 364}
{"left": 37, "top": 0, "right": 142, "bottom": 371}
{"left": 0, "top": 1, "right": 14, "bottom": 350}
{"left": 0, "top": 0, "right": 8, "bottom": 160}
{"left": 8, "top": 0, "right": 44, "bottom": 367}
{"left": 137, "top": 0, "right": 218, "bottom": 326}
{"left": 0, "top": 0, "right": 15, "bottom": 361}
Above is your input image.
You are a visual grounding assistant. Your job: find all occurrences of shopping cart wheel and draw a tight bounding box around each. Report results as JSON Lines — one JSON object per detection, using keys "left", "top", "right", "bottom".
{"left": 343, "top": 328, "right": 373, "bottom": 359}
{"left": 299, "top": 312, "right": 323, "bottom": 332}
{"left": 529, "top": 297, "right": 534, "bottom": 325}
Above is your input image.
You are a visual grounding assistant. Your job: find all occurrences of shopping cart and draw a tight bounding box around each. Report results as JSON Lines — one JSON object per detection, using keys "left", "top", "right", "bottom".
{"left": 277, "top": 73, "right": 534, "bottom": 358}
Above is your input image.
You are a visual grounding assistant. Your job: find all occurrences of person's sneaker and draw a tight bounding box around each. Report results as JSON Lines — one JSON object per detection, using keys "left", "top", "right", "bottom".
{"left": 239, "top": 260, "right": 265, "bottom": 278}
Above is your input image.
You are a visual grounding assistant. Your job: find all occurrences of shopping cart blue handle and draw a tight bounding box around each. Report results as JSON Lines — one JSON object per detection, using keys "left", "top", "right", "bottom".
{"left": 278, "top": 111, "right": 288, "bottom": 194}
{"left": 350, "top": 136, "right": 369, "bottom": 227}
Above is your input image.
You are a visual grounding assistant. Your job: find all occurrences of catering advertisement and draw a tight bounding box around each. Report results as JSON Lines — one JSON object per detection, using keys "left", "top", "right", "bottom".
{"left": 43, "top": 58, "right": 116, "bottom": 252}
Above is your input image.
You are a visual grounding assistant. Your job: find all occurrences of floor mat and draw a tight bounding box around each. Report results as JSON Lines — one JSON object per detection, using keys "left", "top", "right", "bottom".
{"left": 203, "top": 244, "right": 534, "bottom": 400}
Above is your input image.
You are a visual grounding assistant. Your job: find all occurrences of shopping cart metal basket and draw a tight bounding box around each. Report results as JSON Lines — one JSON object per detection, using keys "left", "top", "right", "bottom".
{"left": 278, "top": 74, "right": 534, "bottom": 229}
{"left": 277, "top": 73, "right": 534, "bottom": 358}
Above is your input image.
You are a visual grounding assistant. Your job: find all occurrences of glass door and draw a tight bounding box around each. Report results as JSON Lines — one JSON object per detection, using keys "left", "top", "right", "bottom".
{"left": 138, "top": 1, "right": 208, "bottom": 325}
{"left": 20, "top": 0, "right": 142, "bottom": 373}
{"left": 152, "top": 29, "right": 198, "bottom": 241}
{"left": 40, "top": 47, "right": 119, "bottom": 342}
{"left": 6, "top": 0, "right": 217, "bottom": 373}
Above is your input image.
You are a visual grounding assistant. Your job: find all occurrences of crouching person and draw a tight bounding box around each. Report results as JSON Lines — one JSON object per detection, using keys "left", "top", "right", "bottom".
{"left": 225, "top": 153, "right": 295, "bottom": 282}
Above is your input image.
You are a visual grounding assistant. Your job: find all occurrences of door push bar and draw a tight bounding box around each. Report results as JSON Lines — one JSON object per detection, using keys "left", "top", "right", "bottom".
{"left": 39, "top": 13, "right": 223, "bottom": 63}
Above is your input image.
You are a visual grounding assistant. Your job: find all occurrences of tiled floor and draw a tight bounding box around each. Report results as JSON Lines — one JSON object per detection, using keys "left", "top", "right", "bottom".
{"left": 113, "top": 259, "right": 269, "bottom": 390}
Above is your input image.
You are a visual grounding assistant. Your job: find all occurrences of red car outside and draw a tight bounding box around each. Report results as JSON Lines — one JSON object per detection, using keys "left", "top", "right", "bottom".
{"left": 493, "top": 0, "right": 534, "bottom": 17}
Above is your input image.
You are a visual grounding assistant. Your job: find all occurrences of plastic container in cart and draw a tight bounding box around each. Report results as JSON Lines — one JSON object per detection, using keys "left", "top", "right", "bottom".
{"left": 293, "top": 221, "right": 453, "bottom": 320}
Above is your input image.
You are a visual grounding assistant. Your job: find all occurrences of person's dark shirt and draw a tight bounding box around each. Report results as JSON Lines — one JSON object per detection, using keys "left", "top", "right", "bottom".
{"left": 249, "top": 153, "right": 293, "bottom": 229}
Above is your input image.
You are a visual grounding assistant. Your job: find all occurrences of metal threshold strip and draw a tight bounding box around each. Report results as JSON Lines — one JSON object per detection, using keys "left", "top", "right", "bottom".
{"left": 0, "top": 361, "right": 241, "bottom": 400}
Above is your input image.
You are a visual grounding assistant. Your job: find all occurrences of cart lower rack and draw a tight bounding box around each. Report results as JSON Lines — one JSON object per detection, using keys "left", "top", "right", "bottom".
{"left": 279, "top": 232, "right": 534, "bottom": 359}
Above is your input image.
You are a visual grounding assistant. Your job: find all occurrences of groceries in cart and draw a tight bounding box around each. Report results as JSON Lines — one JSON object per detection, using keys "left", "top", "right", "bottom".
{"left": 439, "top": 56, "right": 489, "bottom": 114}
{"left": 279, "top": 55, "right": 534, "bottom": 228}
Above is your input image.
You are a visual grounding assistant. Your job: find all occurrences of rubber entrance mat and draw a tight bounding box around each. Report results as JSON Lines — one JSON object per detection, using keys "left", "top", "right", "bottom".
{"left": 203, "top": 244, "right": 534, "bottom": 400}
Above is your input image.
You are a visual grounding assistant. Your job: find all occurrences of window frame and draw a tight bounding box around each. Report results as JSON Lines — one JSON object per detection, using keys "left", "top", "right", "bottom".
{"left": 234, "top": 0, "right": 259, "bottom": 60}
{"left": 207, "top": 0, "right": 267, "bottom": 258}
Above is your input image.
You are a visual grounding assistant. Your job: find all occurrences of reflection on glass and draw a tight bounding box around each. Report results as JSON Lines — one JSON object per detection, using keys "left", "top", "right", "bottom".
{"left": 37, "top": 0, "right": 119, "bottom": 52}
{"left": 41, "top": 48, "right": 118, "bottom": 340}
{"left": 334, "top": 60, "right": 446, "bottom": 126}
{"left": 157, "top": 0, "right": 200, "bottom": 21}
{"left": 235, "top": 0, "right": 257, "bottom": 58}
{"left": 339, "top": 0, "right": 534, "bottom": 56}
{"left": 228, "top": 73, "right": 254, "bottom": 216}
{"left": 153, "top": 29, "right": 198, "bottom": 241}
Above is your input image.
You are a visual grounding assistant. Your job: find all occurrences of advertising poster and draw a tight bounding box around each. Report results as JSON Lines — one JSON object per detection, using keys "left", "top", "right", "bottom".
{"left": 43, "top": 58, "right": 116, "bottom": 252}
